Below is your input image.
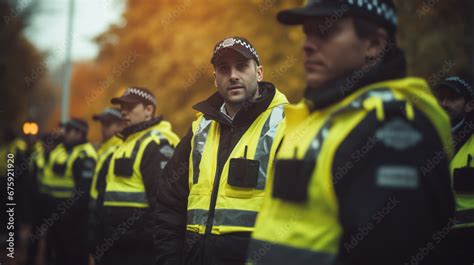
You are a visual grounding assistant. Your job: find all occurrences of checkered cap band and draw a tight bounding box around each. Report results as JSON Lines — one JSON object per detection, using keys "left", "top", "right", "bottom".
{"left": 345, "top": 0, "right": 397, "bottom": 26}
{"left": 445, "top": 76, "right": 474, "bottom": 98}
{"left": 125, "top": 87, "right": 156, "bottom": 105}
{"left": 213, "top": 38, "right": 260, "bottom": 63}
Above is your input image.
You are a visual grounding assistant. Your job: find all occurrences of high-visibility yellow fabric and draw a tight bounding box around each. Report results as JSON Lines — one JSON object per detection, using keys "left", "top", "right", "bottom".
{"left": 450, "top": 134, "right": 474, "bottom": 228}
{"left": 43, "top": 143, "right": 97, "bottom": 198}
{"left": 90, "top": 136, "right": 122, "bottom": 200}
{"left": 187, "top": 89, "right": 288, "bottom": 235}
{"left": 251, "top": 78, "right": 452, "bottom": 261}
{"left": 104, "top": 121, "right": 180, "bottom": 208}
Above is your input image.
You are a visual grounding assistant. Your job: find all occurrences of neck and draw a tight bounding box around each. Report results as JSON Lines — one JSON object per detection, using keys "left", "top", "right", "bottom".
{"left": 224, "top": 102, "right": 241, "bottom": 119}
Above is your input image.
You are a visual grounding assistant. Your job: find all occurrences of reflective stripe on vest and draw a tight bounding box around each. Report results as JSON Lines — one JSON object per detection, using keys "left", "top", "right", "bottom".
{"left": 251, "top": 79, "right": 446, "bottom": 260}
{"left": 187, "top": 209, "right": 258, "bottom": 228}
{"left": 191, "top": 105, "right": 284, "bottom": 189}
{"left": 305, "top": 88, "right": 395, "bottom": 160}
{"left": 248, "top": 240, "right": 335, "bottom": 265}
{"left": 43, "top": 144, "right": 96, "bottom": 198}
{"left": 104, "top": 191, "right": 147, "bottom": 204}
{"left": 103, "top": 130, "right": 158, "bottom": 206}
{"left": 191, "top": 118, "right": 212, "bottom": 184}
{"left": 255, "top": 105, "right": 285, "bottom": 189}
{"left": 187, "top": 102, "right": 286, "bottom": 234}
{"left": 104, "top": 124, "right": 179, "bottom": 208}
{"left": 455, "top": 208, "right": 474, "bottom": 227}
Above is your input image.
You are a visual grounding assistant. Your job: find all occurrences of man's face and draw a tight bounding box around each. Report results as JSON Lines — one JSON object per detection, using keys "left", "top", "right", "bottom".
{"left": 302, "top": 17, "right": 369, "bottom": 89}
{"left": 120, "top": 102, "right": 153, "bottom": 127}
{"left": 436, "top": 88, "right": 467, "bottom": 122}
{"left": 64, "top": 128, "right": 82, "bottom": 144}
{"left": 100, "top": 119, "right": 123, "bottom": 141}
{"left": 214, "top": 50, "right": 263, "bottom": 105}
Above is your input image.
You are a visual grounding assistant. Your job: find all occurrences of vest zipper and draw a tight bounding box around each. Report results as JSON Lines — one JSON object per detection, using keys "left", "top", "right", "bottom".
{"left": 204, "top": 125, "right": 234, "bottom": 235}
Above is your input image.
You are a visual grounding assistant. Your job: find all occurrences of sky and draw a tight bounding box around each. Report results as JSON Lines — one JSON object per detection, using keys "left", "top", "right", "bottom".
{"left": 23, "top": 0, "right": 125, "bottom": 68}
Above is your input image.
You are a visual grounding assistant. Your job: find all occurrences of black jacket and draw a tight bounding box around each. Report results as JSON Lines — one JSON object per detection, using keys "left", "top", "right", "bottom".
{"left": 307, "top": 48, "right": 455, "bottom": 265}
{"left": 153, "top": 82, "right": 278, "bottom": 265}
{"left": 97, "top": 118, "right": 175, "bottom": 255}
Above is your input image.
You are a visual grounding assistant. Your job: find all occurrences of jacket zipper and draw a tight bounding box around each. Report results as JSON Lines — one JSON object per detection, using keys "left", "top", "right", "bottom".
{"left": 204, "top": 125, "right": 234, "bottom": 235}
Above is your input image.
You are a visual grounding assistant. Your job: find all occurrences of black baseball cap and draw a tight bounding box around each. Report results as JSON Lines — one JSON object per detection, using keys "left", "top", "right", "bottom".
{"left": 62, "top": 118, "right": 89, "bottom": 134}
{"left": 93, "top": 107, "right": 122, "bottom": 122}
{"left": 435, "top": 76, "right": 474, "bottom": 100}
{"left": 111, "top": 87, "right": 157, "bottom": 107}
{"left": 277, "top": 0, "right": 398, "bottom": 33}
{"left": 211, "top": 37, "right": 260, "bottom": 66}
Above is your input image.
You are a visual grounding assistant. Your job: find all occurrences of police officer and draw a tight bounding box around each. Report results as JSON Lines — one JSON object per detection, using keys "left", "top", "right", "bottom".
{"left": 249, "top": 1, "right": 455, "bottom": 265}
{"left": 42, "top": 118, "right": 97, "bottom": 265}
{"left": 99, "top": 87, "right": 179, "bottom": 265}
{"left": 88, "top": 107, "right": 123, "bottom": 263}
{"left": 27, "top": 132, "right": 63, "bottom": 265}
{"left": 154, "top": 37, "right": 288, "bottom": 265}
{"left": 435, "top": 75, "right": 474, "bottom": 263}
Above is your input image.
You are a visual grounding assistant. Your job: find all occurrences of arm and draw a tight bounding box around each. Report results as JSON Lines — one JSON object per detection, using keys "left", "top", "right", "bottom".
{"left": 73, "top": 154, "right": 96, "bottom": 212}
{"left": 153, "top": 128, "right": 192, "bottom": 265}
{"left": 333, "top": 109, "right": 455, "bottom": 265}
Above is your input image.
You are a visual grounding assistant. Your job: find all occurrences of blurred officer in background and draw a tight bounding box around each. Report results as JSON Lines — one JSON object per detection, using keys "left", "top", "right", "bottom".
{"left": 249, "top": 1, "right": 455, "bottom": 265}
{"left": 88, "top": 107, "right": 123, "bottom": 264}
{"left": 27, "top": 131, "right": 63, "bottom": 265}
{"left": 154, "top": 37, "right": 288, "bottom": 265}
{"left": 98, "top": 87, "right": 179, "bottom": 265}
{"left": 434, "top": 75, "right": 474, "bottom": 263}
{"left": 42, "top": 118, "right": 97, "bottom": 265}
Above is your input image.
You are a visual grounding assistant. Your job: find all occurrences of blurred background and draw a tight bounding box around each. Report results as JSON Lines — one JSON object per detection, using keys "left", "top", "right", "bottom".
{"left": 0, "top": 0, "right": 472, "bottom": 143}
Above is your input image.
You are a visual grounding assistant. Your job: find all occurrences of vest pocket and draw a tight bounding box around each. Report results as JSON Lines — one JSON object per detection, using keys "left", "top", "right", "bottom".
{"left": 52, "top": 163, "right": 67, "bottom": 176}
{"left": 272, "top": 159, "right": 315, "bottom": 202}
{"left": 228, "top": 158, "right": 260, "bottom": 188}
{"left": 453, "top": 167, "right": 474, "bottom": 194}
{"left": 114, "top": 158, "right": 134, "bottom": 177}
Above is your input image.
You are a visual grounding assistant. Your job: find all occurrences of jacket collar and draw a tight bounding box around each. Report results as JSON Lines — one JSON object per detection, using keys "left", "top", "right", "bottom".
{"left": 63, "top": 139, "right": 87, "bottom": 151}
{"left": 192, "top": 81, "right": 276, "bottom": 126}
{"left": 118, "top": 116, "right": 163, "bottom": 139}
{"left": 304, "top": 47, "right": 407, "bottom": 111}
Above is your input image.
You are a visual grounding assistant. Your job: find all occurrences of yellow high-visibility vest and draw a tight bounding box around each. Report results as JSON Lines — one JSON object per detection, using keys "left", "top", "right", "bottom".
{"left": 250, "top": 77, "right": 452, "bottom": 264}
{"left": 104, "top": 121, "right": 180, "bottom": 208}
{"left": 43, "top": 143, "right": 97, "bottom": 198}
{"left": 90, "top": 136, "right": 122, "bottom": 200}
{"left": 31, "top": 141, "right": 48, "bottom": 194}
{"left": 450, "top": 134, "right": 474, "bottom": 228}
{"left": 186, "top": 89, "right": 288, "bottom": 235}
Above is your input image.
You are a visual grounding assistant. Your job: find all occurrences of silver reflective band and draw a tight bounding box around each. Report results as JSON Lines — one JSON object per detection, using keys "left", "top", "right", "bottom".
{"left": 192, "top": 118, "right": 212, "bottom": 184}
{"left": 187, "top": 209, "right": 258, "bottom": 228}
{"left": 305, "top": 88, "right": 395, "bottom": 160}
{"left": 255, "top": 105, "right": 285, "bottom": 189}
{"left": 104, "top": 191, "right": 147, "bottom": 204}
{"left": 375, "top": 118, "right": 421, "bottom": 151}
{"left": 376, "top": 165, "right": 419, "bottom": 189}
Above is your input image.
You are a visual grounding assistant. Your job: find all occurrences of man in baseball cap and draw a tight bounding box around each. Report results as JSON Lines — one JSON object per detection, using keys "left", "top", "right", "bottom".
{"left": 111, "top": 87, "right": 157, "bottom": 127}
{"left": 88, "top": 108, "right": 123, "bottom": 263}
{"left": 154, "top": 36, "right": 288, "bottom": 265}
{"left": 249, "top": 1, "right": 455, "bottom": 265}
{"left": 435, "top": 75, "right": 474, "bottom": 147}
{"left": 435, "top": 75, "right": 474, "bottom": 264}
{"left": 92, "top": 107, "right": 123, "bottom": 142}
{"left": 46, "top": 117, "right": 97, "bottom": 265}
{"left": 100, "top": 86, "right": 180, "bottom": 265}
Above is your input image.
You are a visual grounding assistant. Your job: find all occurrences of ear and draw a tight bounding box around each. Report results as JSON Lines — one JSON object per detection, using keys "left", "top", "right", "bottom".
{"left": 465, "top": 100, "right": 474, "bottom": 113}
{"left": 145, "top": 104, "right": 154, "bottom": 117}
{"left": 256, "top": 65, "right": 263, "bottom": 82}
{"left": 365, "top": 28, "right": 389, "bottom": 59}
